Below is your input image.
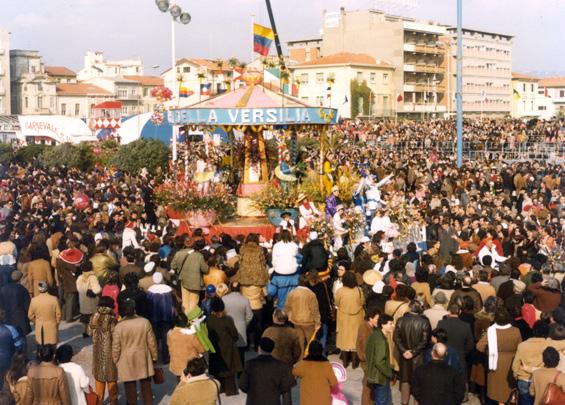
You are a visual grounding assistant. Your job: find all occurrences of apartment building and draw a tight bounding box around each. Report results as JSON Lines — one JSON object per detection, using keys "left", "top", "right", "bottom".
{"left": 45, "top": 66, "right": 77, "bottom": 84}
{"left": 538, "top": 77, "right": 565, "bottom": 118}
{"left": 0, "top": 28, "right": 10, "bottom": 115}
{"left": 56, "top": 83, "right": 114, "bottom": 120}
{"left": 77, "top": 51, "right": 143, "bottom": 81}
{"left": 83, "top": 76, "right": 147, "bottom": 117}
{"left": 320, "top": 9, "right": 448, "bottom": 118}
{"left": 10, "top": 50, "right": 57, "bottom": 115}
{"left": 288, "top": 38, "right": 322, "bottom": 64}
{"left": 511, "top": 73, "right": 541, "bottom": 118}
{"left": 445, "top": 27, "right": 513, "bottom": 116}
{"left": 291, "top": 53, "right": 395, "bottom": 119}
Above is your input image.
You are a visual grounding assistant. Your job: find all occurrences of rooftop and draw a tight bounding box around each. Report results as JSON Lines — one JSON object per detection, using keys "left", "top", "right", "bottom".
{"left": 124, "top": 75, "right": 164, "bottom": 86}
{"left": 56, "top": 83, "right": 112, "bottom": 96}
{"left": 45, "top": 66, "right": 77, "bottom": 77}
{"left": 512, "top": 72, "right": 539, "bottom": 81}
{"left": 293, "top": 53, "right": 393, "bottom": 68}
{"left": 538, "top": 77, "right": 565, "bottom": 87}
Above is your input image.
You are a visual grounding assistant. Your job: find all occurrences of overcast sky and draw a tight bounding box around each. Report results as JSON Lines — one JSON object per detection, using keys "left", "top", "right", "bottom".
{"left": 2, "top": 0, "right": 563, "bottom": 76}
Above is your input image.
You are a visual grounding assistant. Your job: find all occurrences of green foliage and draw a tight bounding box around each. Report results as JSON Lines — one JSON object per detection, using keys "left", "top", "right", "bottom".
{"left": 111, "top": 139, "right": 169, "bottom": 174}
{"left": 351, "top": 80, "right": 373, "bottom": 118}
{"left": 94, "top": 140, "right": 120, "bottom": 167}
{"left": 0, "top": 144, "right": 14, "bottom": 165}
{"left": 14, "top": 144, "right": 51, "bottom": 165}
{"left": 39, "top": 142, "right": 94, "bottom": 170}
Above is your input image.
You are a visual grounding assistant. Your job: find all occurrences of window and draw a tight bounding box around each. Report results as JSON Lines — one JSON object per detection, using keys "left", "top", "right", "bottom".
{"left": 136, "top": 67, "right": 139, "bottom": 73}
{"left": 183, "top": 66, "right": 190, "bottom": 73}
{"left": 522, "top": 83, "right": 526, "bottom": 92}
{"left": 61, "top": 103, "right": 66, "bottom": 115}
{"left": 38, "top": 83, "right": 43, "bottom": 92}
{"left": 316, "top": 73, "right": 324, "bottom": 84}
{"left": 300, "top": 73, "right": 309, "bottom": 84}
{"left": 356, "top": 72, "right": 363, "bottom": 82}
{"left": 176, "top": 67, "right": 180, "bottom": 73}
{"left": 530, "top": 84, "right": 534, "bottom": 92}
{"left": 121, "top": 106, "right": 128, "bottom": 115}
{"left": 75, "top": 103, "right": 80, "bottom": 116}
{"left": 370, "top": 72, "right": 376, "bottom": 83}
{"left": 143, "top": 88, "right": 148, "bottom": 97}
{"left": 118, "top": 88, "right": 128, "bottom": 98}
{"left": 315, "top": 95, "right": 324, "bottom": 105}
{"left": 25, "top": 97, "right": 29, "bottom": 108}
{"left": 383, "top": 73, "right": 389, "bottom": 82}
{"left": 538, "top": 106, "right": 546, "bottom": 111}
{"left": 538, "top": 89, "right": 544, "bottom": 95}
{"left": 50, "top": 96, "right": 54, "bottom": 108}
{"left": 38, "top": 97, "right": 43, "bottom": 109}
{"left": 560, "top": 90, "right": 565, "bottom": 98}
{"left": 130, "top": 88, "right": 137, "bottom": 97}
{"left": 383, "top": 95, "right": 389, "bottom": 108}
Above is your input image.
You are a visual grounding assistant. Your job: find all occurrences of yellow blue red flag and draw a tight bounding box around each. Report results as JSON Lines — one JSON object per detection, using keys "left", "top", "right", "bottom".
{"left": 253, "top": 23, "right": 275, "bottom": 56}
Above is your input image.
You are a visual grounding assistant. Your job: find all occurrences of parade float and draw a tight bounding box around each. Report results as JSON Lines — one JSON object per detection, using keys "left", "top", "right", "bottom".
{"left": 162, "top": 70, "right": 338, "bottom": 237}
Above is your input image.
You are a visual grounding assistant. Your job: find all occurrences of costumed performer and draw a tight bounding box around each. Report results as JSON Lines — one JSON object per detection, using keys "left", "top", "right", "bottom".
{"left": 332, "top": 205, "right": 347, "bottom": 250}
{"left": 274, "top": 151, "right": 297, "bottom": 192}
{"left": 325, "top": 186, "right": 342, "bottom": 219}
{"left": 194, "top": 154, "right": 215, "bottom": 195}
{"left": 298, "top": 193, "right": 321, "bottom": 230}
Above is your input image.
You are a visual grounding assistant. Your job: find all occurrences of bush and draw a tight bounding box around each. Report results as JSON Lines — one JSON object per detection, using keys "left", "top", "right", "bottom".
{"left": 14, "top": 144, "right": 51, "bottom": 165}
{"left": 0, "top": 143, "right": 14, "bottom": 165}
{"left": 39, "top": 142, "right": 94, "bottom": 170}
{"left": 111, "top": 139, "right": 169, "bottom": 174}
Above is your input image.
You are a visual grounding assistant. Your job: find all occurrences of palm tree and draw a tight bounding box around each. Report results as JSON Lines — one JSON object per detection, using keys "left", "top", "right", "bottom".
{"left": 227, "top": 58, "right": 239, "bottom": 91}
{"left": 214, "top": 59, "right": 225, "bottom": 94}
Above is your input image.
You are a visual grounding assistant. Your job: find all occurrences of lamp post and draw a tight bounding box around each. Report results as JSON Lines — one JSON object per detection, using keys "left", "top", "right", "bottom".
{"left": 456, "top": 0, "right": 463, "bottom": 168}
{"left": 154, "top": 0, "right": 191, "bottom": 164}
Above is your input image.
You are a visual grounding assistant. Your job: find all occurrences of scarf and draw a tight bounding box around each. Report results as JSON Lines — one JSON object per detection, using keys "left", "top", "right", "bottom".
{"left": 487, "top": 323, "right": 512, "bottom": 370}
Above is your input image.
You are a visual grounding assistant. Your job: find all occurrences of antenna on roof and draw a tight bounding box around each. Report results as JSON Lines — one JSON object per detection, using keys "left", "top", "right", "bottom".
{"left": 373, "top": 0, "right": 419, "bottom": 15}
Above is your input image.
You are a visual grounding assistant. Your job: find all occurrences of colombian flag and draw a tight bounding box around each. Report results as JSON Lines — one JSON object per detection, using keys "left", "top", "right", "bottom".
{"left": 253, "top": 23, "right": 274, "bottom": 56}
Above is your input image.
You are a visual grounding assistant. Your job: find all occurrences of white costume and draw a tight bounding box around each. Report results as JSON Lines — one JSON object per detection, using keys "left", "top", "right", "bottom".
{"left": 477, "top": 244, "right": 507, "bottom": 269}
{"left": 365, "top": 174, "right": 393, "bottom": 212}
{"left": 333, "top": 212, "right": 347, "bottom": 250}
{"left": 298, "top": 201, "right": 321, "bottom": 229}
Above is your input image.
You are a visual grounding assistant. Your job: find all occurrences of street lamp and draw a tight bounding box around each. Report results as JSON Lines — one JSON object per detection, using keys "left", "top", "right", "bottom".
{"left": 154, "top": 0, "right": 191, "bottom": 164}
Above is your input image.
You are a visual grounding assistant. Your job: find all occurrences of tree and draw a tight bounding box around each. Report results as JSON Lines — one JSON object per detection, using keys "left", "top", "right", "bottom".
{"left": 227, "top": 58, "right": 239, "bottom": 90}
{"left": 39, "top": 142, "right": 94, "bottom": 170}
{"left": 14, "top": 144, "right": 50, "bottom": 165}
{"left": 350, "top": 80, "right": 373, "bottom": 118}
{"left": 214, "top": 59, "right": 225, "bottom": 94}
{"left": 0, "top": 143, "right": 14, "bottom": 165}
{"left": 111, "top": 139, "right": 169, "bottom": 174}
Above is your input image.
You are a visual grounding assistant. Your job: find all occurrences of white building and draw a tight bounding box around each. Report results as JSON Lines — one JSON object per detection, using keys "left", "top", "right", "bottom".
{"left": 291, "top": 53, "right": 395, "bottom": 119}
{"left": 538, "top": 77, "right": 565, "bottom": 118}
{"left": 0, "top": 28, "right": 10, "bottom": 115}
{"left": 56, "top": 83, "right": 114, "bottom": 120}
{"left": 161, "top": 58, "right": 236, "bottom": 106}
{"left": 511, "top": 73, "right": 541, "bottom": 118}
{"left": 445, "top": 27, "right": 513, "bottom": 116}
{"left": 83, "top": 76, "right": 143, "bottom": 117}
{"left": 10, "top": 50, "right": 57, "bottom": 115}
{"left": 45, "top": 66, "right": 77, "bottom": 84}
{"left": 77, "top": 51, "right": 143, "bottom": 81}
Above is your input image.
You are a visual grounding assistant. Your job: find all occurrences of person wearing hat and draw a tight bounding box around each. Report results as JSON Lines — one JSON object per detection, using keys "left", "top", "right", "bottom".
{"left": 56, "top": 238, "right": 84, "bottom": 322}
{"left": 167, "top": 313, "right": 206, "bottom": 381}
{"left": 147, "top": 272, "right": 175, "bottom": 364}
{"left": 332, "top": 205, "right": 348, "bottom": 250}
{"left": 76, "top": 261, "right": 102, "bottom": 338}
{"left": 0, "top": 270, "right": 31, "bottom": 337}
{"left": 206, "top": 297, "right": 242, "bottom": 396}
{"left": 279, "top": 212, "right": 296, "bottom": 237}
{"left": 28, "top": 281, "right": 62, "bottom": 345}
{"left": 122, "top": 219, "right": 141, "bottom": 250}
{"left": 139, "top": 261, "right": 156, "bottom": 292}
{"left": 298, "top": 193, "right": 321, "bottom": 230}
{"left": 325, "top": 186, "right": 342, "bottom": 219}
{"left": 201, "top": 285, "right": 217, "bottom": 316}
{"left": 112, "top": 298, "right": 158, "bottom": 405}
{"left": 27, "top": 244, "right": 54, "bottom": 298}
{"left": 239, "top": 336, "right": 292, "bottom": 405}
{"left": 335, "top": 271, "right": 365, "bottom": 369}
{"left": 170, "top": 356, "right": 220, "bottom": 405}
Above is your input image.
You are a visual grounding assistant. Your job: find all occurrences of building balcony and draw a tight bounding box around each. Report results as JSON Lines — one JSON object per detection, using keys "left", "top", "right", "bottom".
{"left": 404, "top": 64, "right": 445, "bottom": 74}
{"left": 403, "top": 103, "right": 447, "bottom": 113}
{"left": 404, "top": 83, "right": 445, "bottom": 92}
{"left": 403, "top": 43, "right": 444, "bottom": 55}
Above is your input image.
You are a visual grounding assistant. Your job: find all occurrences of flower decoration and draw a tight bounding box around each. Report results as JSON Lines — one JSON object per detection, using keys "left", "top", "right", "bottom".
{"left": 150, "top": 86, "right": 173, "bottom": 102}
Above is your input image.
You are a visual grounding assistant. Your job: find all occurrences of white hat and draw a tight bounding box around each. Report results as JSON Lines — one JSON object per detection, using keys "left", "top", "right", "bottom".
{"left": 372, "top": 281, "right": 385, "bottom": 294}
{"left": 359, "top": 236, "right": 370, "bottom": 244}
{"left": 445, "top": 265, "right": 457, "bottom": 274}
{"left": 144, "top": 262, "right": 156, "bottom": 273}
{"left": 152, "top": 272, "right": 163, "bottom": 284}
{"left": 309, "top": 231, "right": 318, "bottom": 241}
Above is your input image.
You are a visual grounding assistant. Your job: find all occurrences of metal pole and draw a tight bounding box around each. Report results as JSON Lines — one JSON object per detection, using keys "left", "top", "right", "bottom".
{"left": 265, "top": 0, "right": 285, "bottom": 70}
{"left": 171, "top": 6, "right": 178, "bottom": 164}
{"left": 456, "top": 0, "right": 463, "bottom": 167}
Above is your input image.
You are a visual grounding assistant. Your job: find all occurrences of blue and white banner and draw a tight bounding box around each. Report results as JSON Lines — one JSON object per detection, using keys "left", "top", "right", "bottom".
{"left": 167, "top": 107, "right": 338, "bottom": 126}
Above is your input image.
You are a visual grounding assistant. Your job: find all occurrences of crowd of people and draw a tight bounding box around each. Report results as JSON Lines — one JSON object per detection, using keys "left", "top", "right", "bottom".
{"left": 0, "top": 117, "right": 563, "bottom": 405}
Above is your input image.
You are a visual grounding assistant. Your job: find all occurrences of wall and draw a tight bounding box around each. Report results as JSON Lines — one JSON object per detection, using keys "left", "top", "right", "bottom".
{"left": 0, "top": 28, "right": 10, "bottom": 114}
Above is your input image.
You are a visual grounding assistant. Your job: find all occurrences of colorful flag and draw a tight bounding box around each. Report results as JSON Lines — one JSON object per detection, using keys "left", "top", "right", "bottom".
{"left": 513, "top": 88, "right": 521, "bottom": 100}
{"left": 253, "top": 23, "right": 275, "bottom": 57}
{"left": 397, "top": 94, "right": 403, "bottom": 102}
{"left": 200, "top": 83, "right": 211, "bottom": 96}
{"left": 179, "top": 83, "right": 194, "bottom": 98}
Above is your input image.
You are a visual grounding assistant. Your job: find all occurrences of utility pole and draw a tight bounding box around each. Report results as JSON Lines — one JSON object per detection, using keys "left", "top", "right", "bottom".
{"left": 456, "top": 0, "right": 463, "bottom": 168}
{"left": 265, "top": 0, "right": 285, "bottom": 70}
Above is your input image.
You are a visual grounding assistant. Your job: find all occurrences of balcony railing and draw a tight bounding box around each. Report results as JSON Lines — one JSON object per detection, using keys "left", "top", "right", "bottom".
{"left": 404, "top": 64, "right": 444, "bottom": 74}
{"left": 404, "top": 83, "right": 445, "bottom": 92}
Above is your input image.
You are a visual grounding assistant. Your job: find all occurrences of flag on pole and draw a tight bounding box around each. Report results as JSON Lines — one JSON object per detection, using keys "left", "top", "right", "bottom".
{"left": 200, "top": 83, "right": 211, "bottom": 96}
{"left": 179, "top": 83, "right": 194, "bottom": 98}
{"left": 253, "top": 23, "right": 275, "bottom": 56}
{"left": 513, "top": 88, "right": 521, "bottom": 100}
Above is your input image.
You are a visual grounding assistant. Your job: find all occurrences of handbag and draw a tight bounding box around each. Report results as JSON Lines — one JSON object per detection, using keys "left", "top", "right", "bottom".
{"left": 541, "top": 371, "right": 565, "bottom": 405}
{"left": 153, "top": 367, "right": 165, "bottom": 385}
{"left": 84, "top": 386, "right": 99, "bottom": 405}
{"left": 505, "top": 388, "right": 518, "bottom": 405}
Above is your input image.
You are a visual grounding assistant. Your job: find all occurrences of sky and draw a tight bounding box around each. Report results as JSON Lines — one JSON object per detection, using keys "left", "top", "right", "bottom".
{"left": 1, "top": 0, "right": 563, "bottom": 76}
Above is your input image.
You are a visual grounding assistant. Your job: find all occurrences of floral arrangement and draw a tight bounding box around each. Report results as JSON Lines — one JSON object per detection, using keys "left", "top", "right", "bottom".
{"left": 151, "top": 104, "right": 167, "bottom": 126}
{"left": 310, "top": 217, "right": 334, "bottom": 239}
{"left": 385, "top": 201, "right": 412, "bottom": 238}
{"left": 250, "top": 184, "right": 299, "bottom": 211}
{"left": 150, "top": 86, "right": 173, "bottom": 102}
{"left": 154, "top": 180, "right": 236, "bottom": 221}
{"left": 343, "top": 208, "right": 366, "bottom": 239}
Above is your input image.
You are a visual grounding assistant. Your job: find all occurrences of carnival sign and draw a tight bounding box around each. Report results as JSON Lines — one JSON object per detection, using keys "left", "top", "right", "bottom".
{"left": 167, "top": 107, "right": 338, "bottom": 126}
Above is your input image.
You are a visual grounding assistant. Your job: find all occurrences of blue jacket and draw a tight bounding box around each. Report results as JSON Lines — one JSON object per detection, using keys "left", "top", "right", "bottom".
{"left": 267, "top": 274, "right": 300, "bottom": 309}
{"left": 0, "top": 324, "right": 15, "bottom": 370}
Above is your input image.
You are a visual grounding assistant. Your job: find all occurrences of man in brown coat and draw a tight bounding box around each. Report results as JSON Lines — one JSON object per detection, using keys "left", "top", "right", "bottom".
{"left": 530, "top": 347, "right": 565, "bottom": 405}
{"left": 27, "top": 255, "right": 53, "bottom": 297}
{"left": 356, "top": 306, "right": 380, "bottom": 405}
{"left": 112, "top": 299, "right": 158, "bottom": 405}
{"left": 262, "top": 309, "right": 303, "bottom": 366}
{"left": 284, "top": 278, "right": 321, "bottom": 350}
{"left": 28, "top": 282, "right": 61, "bottom": 345}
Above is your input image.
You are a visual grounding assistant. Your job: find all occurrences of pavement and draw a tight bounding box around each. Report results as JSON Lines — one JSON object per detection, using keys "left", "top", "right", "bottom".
{"left": 26, "top": 321, "right": 481, "bottom": 404}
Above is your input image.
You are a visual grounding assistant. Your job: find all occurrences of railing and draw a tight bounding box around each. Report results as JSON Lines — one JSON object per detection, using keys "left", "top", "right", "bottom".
{"left": 370, "top": 140, "right": 565, "bottom": 163}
